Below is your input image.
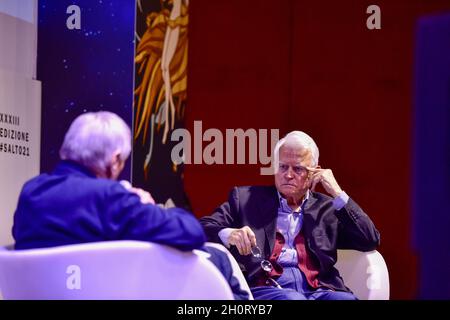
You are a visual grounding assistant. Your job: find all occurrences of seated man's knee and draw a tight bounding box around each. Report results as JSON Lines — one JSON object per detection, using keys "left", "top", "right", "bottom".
{"left": 251, "top": 287, "right": 307, "bottom": 300}
{"left": 309, "top": 290, "right": 358, "bottom": 300}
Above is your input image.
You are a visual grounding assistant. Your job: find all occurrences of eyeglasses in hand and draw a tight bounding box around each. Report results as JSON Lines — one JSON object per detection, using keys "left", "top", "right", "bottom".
{"left": 251, "top": 245, "right": 282, "bottom": 289}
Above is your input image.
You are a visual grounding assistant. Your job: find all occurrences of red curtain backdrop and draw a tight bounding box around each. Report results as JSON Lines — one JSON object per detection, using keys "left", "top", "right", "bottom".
{"left": 185, "top": 0, "right": 450, "bottom": 299}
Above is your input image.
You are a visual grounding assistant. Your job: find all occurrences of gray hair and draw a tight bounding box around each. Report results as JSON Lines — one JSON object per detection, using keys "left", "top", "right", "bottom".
{"left": 273, "top": 131, "right": 319, "bottom": 172}
{"left": 59, "top": 111, "right": 131, "bottom": 175}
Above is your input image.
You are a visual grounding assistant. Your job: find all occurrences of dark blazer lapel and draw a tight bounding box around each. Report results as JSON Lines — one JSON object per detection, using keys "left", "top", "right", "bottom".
{"left": 257, "top": 186, "right": 279, "bottom": 255}
{"left": 302, "top": 191, "right": 318, "bottom": 217}
{"left": 301, "top": 191, "right": 319, "bottom": 239}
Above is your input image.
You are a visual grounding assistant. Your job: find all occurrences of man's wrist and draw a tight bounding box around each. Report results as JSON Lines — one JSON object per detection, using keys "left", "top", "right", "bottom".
{"left": 330, "top": 185, "right": 343, "bottom": 198}
{"left": 218, "top": 228, "right": 234, "bottom": 248}
{"left": 332, "top": 191, "right": 349, "bottom": 210}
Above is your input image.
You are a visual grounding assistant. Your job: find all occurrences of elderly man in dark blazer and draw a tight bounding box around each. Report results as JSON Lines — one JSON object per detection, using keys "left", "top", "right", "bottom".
{"left": 200, "top": 131, "right": 380, "bottom": 300}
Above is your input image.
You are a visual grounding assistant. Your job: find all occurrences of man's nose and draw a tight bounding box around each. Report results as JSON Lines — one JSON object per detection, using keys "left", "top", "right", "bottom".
{"left": 285, "top": 167, "right": 294, "bottom": 179}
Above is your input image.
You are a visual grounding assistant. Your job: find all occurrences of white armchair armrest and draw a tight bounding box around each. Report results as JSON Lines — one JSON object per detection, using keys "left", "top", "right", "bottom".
{"left": 335, "top": 249, "right": 390, "bottom": 300}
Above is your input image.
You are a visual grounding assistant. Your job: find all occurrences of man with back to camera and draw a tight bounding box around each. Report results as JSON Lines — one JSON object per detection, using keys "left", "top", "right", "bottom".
{"left": 200, "top": 131, "right": 380, "bottom": 300}
{"left": 12, "top": 111, "right": 249, "bottom": 299}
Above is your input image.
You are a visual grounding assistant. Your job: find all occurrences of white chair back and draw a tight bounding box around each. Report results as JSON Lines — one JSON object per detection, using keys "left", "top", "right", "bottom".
{"left": 335, "top": 249, "right": 390, "bottom": 300}
{"left": 0, "top": 241, "right": 234, "bottom": 300}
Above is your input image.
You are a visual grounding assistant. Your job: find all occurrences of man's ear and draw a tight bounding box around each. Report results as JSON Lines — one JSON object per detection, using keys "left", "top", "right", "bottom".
{"left": 111, "top": 151, "right": 122, "bottom": 170}
{"left": 105, "top": 151, "right": 122, "bottom": 179}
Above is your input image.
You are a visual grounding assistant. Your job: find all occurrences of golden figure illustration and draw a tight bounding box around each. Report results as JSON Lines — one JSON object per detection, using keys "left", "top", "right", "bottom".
{"left": 134, "top": 0, "right": 188, "bottom": 176}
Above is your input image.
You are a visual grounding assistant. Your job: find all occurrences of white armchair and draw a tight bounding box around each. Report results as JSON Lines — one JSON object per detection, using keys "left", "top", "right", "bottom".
{"left": 0, "top": 241, "right": 234, "bottom": 300}
{"left": 335, "top": 249, "right": 390, "bottom": 300}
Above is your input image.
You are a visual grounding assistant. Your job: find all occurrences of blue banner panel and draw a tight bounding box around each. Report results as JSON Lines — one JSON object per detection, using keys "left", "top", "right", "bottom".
{"left": 414, "top": 13, "right": 450, "bottom": 299}
{"left": 38, "top": 0, "right": 135, "bottom": 179}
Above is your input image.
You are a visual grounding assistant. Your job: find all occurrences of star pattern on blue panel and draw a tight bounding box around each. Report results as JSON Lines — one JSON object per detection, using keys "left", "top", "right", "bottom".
{"left": 38, "top": 0, "right": 136, "bottom": 175}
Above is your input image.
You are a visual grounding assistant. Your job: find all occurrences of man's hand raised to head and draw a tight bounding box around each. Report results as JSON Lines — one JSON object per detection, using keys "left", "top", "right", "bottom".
{"left": 308, "top": 167, "right": 343, "bottom": 198}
